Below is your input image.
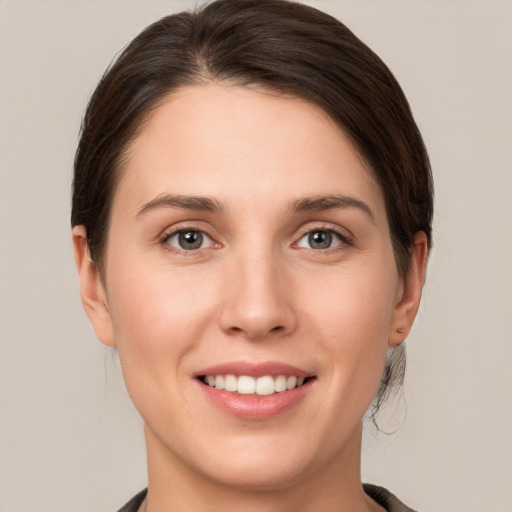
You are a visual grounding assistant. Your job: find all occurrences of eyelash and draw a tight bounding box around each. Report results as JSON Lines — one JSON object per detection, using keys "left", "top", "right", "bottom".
{"left": 160, "top": 228, "right": 218, "bottom": 254}
{"left": 295, "top": 227, "right": 351, "bottom": 251}
{"left": 159, "top": 225, "right": 352, "bottom": 254}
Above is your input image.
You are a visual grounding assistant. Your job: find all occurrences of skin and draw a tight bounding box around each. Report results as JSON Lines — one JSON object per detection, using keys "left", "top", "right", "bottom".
{"left": 73, "top": 83, "right": 427, "bottom": 512}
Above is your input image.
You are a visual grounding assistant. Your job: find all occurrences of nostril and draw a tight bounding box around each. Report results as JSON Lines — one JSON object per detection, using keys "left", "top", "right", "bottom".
{"left": 227, "top": 325, "right": 285, "bottom": 336}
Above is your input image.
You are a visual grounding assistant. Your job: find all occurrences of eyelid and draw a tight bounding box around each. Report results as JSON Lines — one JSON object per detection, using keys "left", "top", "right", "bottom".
{"left": 159, "top": 224, "right": 221, "bottom": 254}
{"left": 293, "top": 223, "right": 354, "bottom": 250}
{"left": 166, "top": 230, "right": 212, "bottom": 249}
{"left": 156, "top": 221, "right": 353, "bottom": 254}
{"left": 295, "top": 222, "right": 353, "bottom": 241}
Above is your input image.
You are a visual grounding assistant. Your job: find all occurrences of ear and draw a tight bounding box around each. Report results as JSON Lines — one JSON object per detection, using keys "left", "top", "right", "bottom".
{"left": 388, "top": 231, "right": 428, "bottom": 347}
{"left": 72, "top": 226, "right": 116, "bottom": 347}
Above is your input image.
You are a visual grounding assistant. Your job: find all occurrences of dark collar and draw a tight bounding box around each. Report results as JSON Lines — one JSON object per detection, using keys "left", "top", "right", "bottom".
{"left": 117, "top": 485, "right": 417, "bottom": 512}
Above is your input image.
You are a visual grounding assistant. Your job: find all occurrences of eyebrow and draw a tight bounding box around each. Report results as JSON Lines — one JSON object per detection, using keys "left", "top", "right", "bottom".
{"left": 136, "top": 194, "right": 225, "bottom": 217}
{"left": 136, "top": 192, "right": 375, "bottom": 223}
{"left": 289, "top": 194, "right": 375, "bottom": 223}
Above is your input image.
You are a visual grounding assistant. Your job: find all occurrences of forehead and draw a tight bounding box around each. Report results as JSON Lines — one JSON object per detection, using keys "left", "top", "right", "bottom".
{"left": 115, "top": 83, "right": 386, "bottom": 222}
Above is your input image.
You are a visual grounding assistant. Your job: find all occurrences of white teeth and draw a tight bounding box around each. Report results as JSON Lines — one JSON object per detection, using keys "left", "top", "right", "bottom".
{"left": 203, "top": 374, "right": 308, "bottom": 395}
{"left": 224, "top": 374, "right": 237, "bottom": 392}
{"left": 256, "top": 376, "right": 275, "bottom": 396}
{"left": 214, "top": 375, "right": 225, "bottom": 390}
{"left": 238, "top": 376, "right": 256, "bottom": 394}
{"left": 274, "top": 375, "right": 287, "bottom": 392}
{"left": 286, "top": 376, "right": 297, "bottom": 390}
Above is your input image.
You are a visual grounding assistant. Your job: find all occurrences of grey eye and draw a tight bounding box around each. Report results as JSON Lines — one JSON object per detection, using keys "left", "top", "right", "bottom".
{"left": 166, "top": 230, "right": 211, "bottom": 250}
{"left": 297, "top": 230, "right": 342, "bottom": 250}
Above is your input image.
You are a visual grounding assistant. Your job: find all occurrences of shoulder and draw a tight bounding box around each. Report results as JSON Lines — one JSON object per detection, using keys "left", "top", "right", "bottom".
{"left": 363, "top": 483, "right": 418, "bottom": 512}
{"left": 116, "top": 489, "right": 147, "bottom": 512}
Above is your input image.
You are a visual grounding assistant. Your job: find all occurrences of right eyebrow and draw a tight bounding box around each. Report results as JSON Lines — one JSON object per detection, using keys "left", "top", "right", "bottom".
{"left": 136, "top": 194, "right": 225, "bottom": 218}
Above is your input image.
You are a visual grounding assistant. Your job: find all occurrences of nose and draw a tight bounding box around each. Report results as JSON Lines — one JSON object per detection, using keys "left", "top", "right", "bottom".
{"left": 218, "top": 253, "right": 297, "bottom": 341}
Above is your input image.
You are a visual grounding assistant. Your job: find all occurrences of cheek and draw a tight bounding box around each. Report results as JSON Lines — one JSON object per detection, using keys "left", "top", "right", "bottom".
{"left": 105, "top": 262, "right": 224, "bottom": 430}
{"left": 306, "top": 259, "right": 397, "bottom": 336}
{"left": 106, "top": 261, "right": 218, "bottom": 374}
{"left": 303, "top": 262, "right": 398, "bottom": 392}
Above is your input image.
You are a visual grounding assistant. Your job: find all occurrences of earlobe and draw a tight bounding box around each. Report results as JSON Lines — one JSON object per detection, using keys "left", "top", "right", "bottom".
{"left": 72, "top": 226, "right": 117, "bottom": 347}
{"left": 388, "top": 231, "right": 428, "bottom": 347}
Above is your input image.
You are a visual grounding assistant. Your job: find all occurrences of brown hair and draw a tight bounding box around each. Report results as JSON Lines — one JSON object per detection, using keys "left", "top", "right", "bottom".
{"left": 71, "top": 0, "right": 433, "bottom": 415}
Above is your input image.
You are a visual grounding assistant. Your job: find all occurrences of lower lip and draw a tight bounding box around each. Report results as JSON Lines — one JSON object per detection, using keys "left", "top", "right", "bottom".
{"left": 198, "top": 379, "right": 313, "bottom": 421}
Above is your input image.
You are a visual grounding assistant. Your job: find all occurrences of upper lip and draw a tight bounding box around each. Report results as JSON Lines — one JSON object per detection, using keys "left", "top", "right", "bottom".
{"left": 194, "top": 360, "right": 313, "bottom": 378}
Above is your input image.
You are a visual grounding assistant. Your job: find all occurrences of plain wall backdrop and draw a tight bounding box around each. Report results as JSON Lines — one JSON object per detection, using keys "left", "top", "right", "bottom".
{"left": 0, "top": 1, "right": 511, "bottom": 511}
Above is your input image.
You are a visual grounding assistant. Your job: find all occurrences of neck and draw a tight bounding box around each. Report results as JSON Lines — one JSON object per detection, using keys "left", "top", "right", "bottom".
{"left": 143, "top": 423, "right": 383, "bottom": 512}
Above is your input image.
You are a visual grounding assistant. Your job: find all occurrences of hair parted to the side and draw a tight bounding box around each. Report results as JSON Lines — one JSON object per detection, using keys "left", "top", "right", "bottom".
{"left": 71, "top": 0, "right": 434, "bottom": 418}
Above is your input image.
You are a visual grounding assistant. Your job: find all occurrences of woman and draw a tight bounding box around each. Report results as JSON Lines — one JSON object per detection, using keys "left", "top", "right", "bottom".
{"left": 71, "top": 0, "right": 433, "bottom": 510}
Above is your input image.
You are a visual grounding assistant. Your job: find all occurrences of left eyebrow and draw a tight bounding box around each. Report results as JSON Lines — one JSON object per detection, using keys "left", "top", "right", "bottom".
{"left": 136, "top": 193, "right": 226, "bottom": 218}
{"left": 288, "top": 194, "right": 375, "bottom": 224}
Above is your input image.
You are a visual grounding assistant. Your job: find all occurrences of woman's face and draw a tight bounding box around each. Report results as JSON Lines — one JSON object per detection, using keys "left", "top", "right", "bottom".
{"left": 76, "top": 83, "right": 423, "bottom": 491}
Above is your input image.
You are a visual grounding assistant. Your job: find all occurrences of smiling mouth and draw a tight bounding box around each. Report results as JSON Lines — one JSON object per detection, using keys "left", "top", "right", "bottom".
{"left": 199, "top": 374, "right": 314, "bottom": 396}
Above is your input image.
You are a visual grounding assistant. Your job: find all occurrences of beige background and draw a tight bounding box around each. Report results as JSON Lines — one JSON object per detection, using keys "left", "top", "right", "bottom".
{"left": 0, "top": 1, "right": 511, "bottom": 511}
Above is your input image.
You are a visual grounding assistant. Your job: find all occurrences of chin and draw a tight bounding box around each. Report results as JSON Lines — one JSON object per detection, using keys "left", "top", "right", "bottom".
{"left": 184, "top": 430, "right": 338, "bottom": 493}
{"left": 200, "top": 455, "right": 313, "bottom": 492}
